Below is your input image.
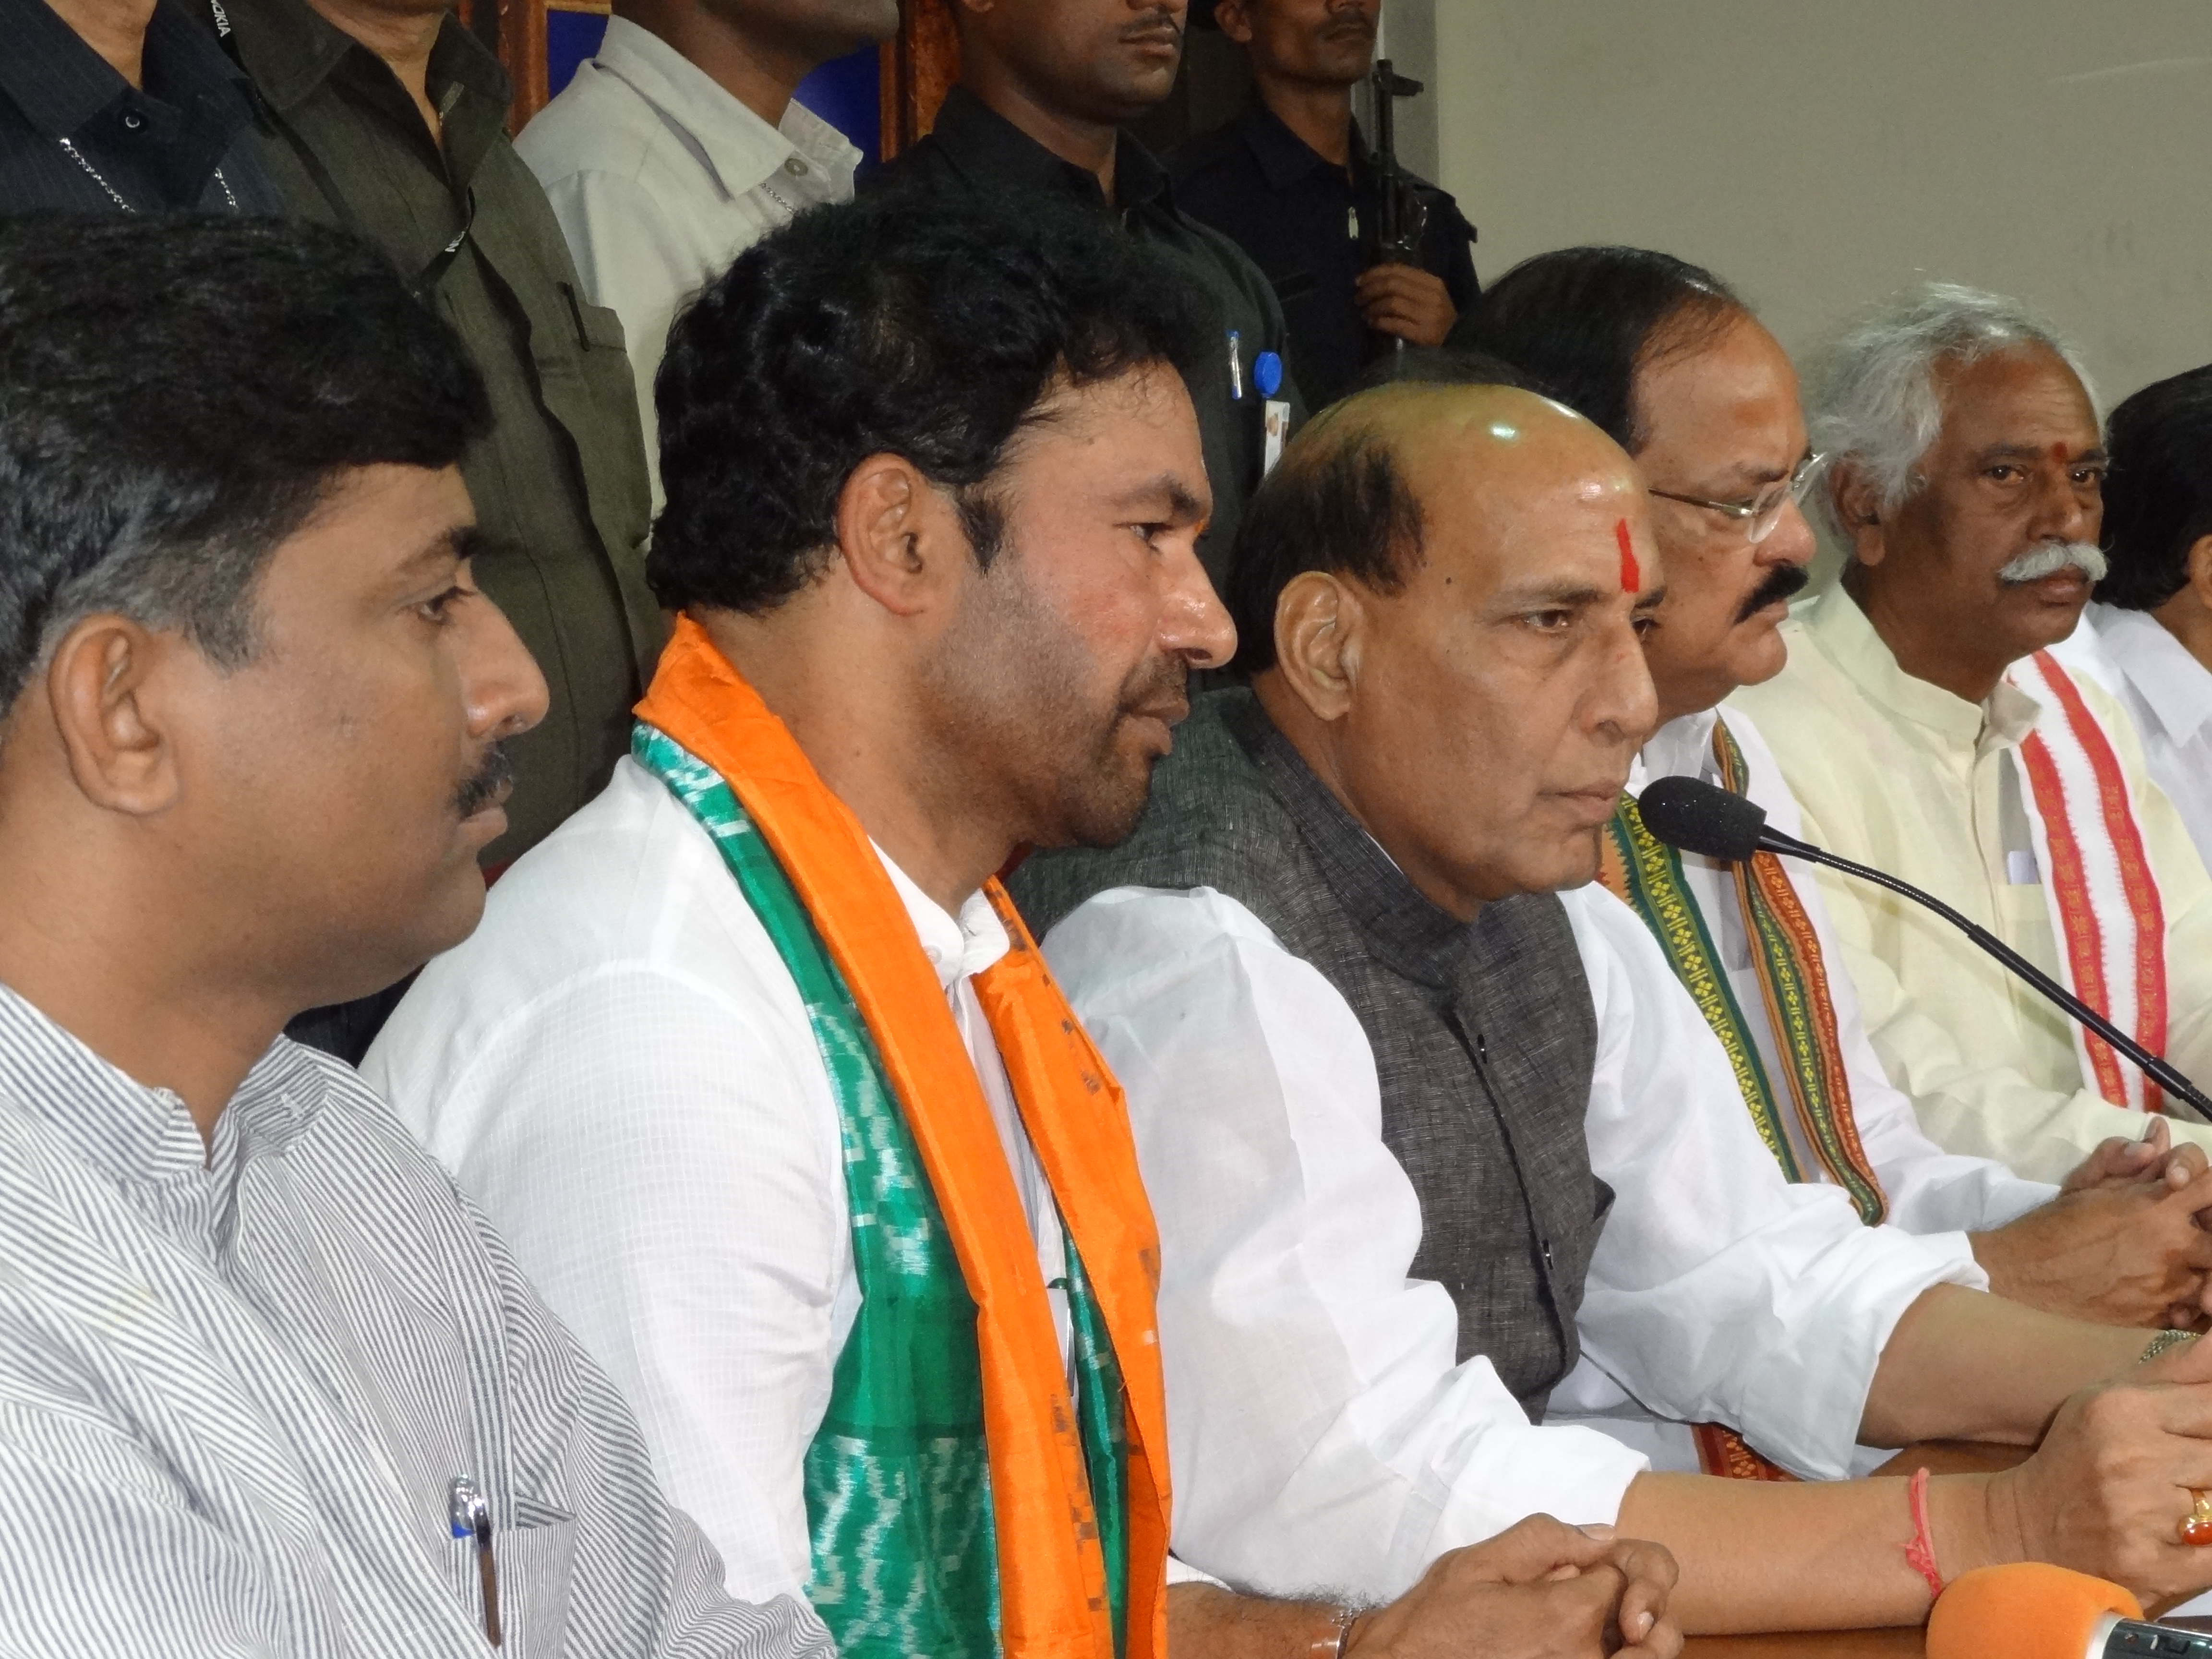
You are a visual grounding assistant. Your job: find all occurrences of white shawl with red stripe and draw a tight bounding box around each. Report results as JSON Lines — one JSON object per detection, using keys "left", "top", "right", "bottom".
{"left": 2007, "top": 649, "right": 2172, "bottom": 1111}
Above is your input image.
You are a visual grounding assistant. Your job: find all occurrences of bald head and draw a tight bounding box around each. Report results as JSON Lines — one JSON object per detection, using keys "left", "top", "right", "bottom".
{"left": 1230, "top": 381, "right": 1654, "bottom": 667}
{"left": 1241, "top": 380, "right": 1664, "bottom": 917}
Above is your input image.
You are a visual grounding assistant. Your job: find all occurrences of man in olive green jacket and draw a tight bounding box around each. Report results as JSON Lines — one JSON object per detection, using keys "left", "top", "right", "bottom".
{"left": 217, "top": 0, "right": 665, "bottom": 1055}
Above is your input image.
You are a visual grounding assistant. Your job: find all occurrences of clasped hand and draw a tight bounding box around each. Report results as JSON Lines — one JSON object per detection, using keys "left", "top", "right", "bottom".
{"left": 1974, "top": 1119, "right": 2212, "bottom": 1330}
{"left": 1347, "top": 1514, "right": 1681, "bottom": 1659}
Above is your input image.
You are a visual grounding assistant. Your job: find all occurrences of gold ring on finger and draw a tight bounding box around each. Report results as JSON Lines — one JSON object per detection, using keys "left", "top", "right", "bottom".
{"left": 2180, "top": 1490, "right": 2212, "bottom": 1547}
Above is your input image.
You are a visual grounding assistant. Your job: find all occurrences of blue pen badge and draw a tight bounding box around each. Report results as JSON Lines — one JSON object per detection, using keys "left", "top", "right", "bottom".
{"left": 1255, "top": 351, "right": 1284, "bottom": 400}
{"left": 1226, "top": 329, "right": 1245, "bottom": 401}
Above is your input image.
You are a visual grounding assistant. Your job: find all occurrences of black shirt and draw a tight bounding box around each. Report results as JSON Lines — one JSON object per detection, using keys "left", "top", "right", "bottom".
{"left": 0, "top": 0, "right": 283, "bottom": 214}
{"left": 1170, "top": 100, "right": 1478, "bottom": 409}
{"left": 868, "top": 86, "right": 1305, "bottom": 587}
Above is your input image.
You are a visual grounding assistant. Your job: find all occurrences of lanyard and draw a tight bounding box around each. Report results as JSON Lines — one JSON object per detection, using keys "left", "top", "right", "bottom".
{"left": 208, "top": 0, "right": 475, "bottom": 297}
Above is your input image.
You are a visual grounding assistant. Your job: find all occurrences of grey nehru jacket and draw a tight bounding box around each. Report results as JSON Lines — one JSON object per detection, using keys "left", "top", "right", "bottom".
{"left": 1012, "top": 688, "right": 1609, "bottom": 1413}
{"left": 0, "top": 982, "right": 830, "bottom": 1659}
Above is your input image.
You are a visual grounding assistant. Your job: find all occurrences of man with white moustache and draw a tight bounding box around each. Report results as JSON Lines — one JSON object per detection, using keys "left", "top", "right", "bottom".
{"left": 1737, "top": 284, "right": 2212, "bottom": 1181}
{"left": 1463, "top": 251, "right": 2212, "bottom": 1401}
{"left": 1010, "top": 372, "right": 2212, "bottom": 1636}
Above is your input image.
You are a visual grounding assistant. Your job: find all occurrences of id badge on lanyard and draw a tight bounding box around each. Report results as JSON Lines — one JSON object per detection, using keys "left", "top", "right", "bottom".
{"left": 1228, "top": 330, "right": 1292, "bottom": 476}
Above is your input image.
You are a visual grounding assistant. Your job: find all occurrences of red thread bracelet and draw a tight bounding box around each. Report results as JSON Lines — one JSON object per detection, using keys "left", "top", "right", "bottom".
{"left": 1904, "top": 1466, "right": 1944, "bottom": 1599}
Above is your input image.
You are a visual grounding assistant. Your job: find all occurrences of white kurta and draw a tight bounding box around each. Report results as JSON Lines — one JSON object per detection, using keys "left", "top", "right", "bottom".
{"left": 1629, "top": 706, "right": 2058, "bottom": 1238}
{"left": 364, "top": 757, "right": 1073, "bottom": 1607}
{"left": 1038, "top": 876, "right": 1985, "bottom": 1602}
{"left": 2054, "top": 603, "right": 2212, "bottom": 877}
{"left": 1732, "top": 586, "right": 2212, "bottom": 1180}
{"left": 516, "top": 19, "right": 859, "bottom": 500}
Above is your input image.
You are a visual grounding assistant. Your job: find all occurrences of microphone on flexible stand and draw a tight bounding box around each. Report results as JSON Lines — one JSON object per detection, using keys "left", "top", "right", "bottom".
{"left": 1634, "top": 774, "right": 2212, "bottom": 1122}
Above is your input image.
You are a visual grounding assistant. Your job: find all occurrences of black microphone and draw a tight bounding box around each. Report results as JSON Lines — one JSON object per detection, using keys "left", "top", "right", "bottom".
{"left": 1635, "top": 774, "right": 2212, "bottom": 1122}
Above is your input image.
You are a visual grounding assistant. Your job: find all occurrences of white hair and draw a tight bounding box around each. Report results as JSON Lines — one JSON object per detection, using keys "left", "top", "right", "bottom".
{"left": 1808, "top": 281, "right": 2100, "bottom": 539}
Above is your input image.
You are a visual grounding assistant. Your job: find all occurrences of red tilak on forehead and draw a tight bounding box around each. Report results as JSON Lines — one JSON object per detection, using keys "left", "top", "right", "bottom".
{"left": 1615, "top": 517, "right": 1640, "bottom": 593}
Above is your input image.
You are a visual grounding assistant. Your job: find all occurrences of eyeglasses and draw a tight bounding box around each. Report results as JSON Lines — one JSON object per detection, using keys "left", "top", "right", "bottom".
{"left": 1649, "top": 452, "right": 1826, "bottom": 544}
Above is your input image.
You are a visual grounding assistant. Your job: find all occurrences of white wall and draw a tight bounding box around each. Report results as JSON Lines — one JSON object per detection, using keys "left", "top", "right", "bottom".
{"left": 1434, "top": 3, "right": 2212, "bottom": 404}
{"left": 1371, "top": 0, "right": 1441, "bottom": 182}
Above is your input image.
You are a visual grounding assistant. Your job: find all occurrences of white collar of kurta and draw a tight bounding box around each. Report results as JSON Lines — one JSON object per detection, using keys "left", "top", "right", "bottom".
{"left": 1630, "top": 707, "right": 1721, "bottom": 796}
{"left": 589, "top": 17, "right": 862, "bottom": 203}
{"left": 871, "top": 842, "right": 1013, "bottom": 994}
{"left": 2091, "top": 601, "right": 2212, "bottom": 747}
{"left": 1801, "top": 581, "right": 2040, "bottom": 754}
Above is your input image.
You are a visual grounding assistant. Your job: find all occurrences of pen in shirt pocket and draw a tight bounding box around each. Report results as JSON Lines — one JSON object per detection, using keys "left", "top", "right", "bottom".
{"left": 450, "top": 1475, "right": 502, "bottom": 1647}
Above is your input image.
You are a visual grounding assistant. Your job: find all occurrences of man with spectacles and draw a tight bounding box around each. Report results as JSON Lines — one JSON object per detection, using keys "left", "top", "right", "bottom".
{"left": 1464, "top": 253, "right": 2212, "bottom": 1480}
{"left": 1728, "top": 283, "right": 2212, "bottom": 1186}
{"left": 1008, "top": 366, "right": 2212, "bottom": 1634}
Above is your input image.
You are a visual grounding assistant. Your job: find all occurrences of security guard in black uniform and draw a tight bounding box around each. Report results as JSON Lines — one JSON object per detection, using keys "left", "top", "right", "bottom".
{"left": 1171, "top": 0, "right": 1477, "bottom": 408}
{"left": 867, "top": 0, "right": 1304, "bottom": 589}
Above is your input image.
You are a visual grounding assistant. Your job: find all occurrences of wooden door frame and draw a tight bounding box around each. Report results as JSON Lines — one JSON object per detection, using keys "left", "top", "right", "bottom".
{"left": 473, "top": 0, "right": 960, "bottom": 147}
{"left": 878, "top": 0, "right": 959, "bottom": 158}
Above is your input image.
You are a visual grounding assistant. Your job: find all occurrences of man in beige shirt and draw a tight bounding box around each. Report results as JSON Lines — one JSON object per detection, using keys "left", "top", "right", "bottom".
{"left": 1735, "top": 282, "right": 2212, "bottom": 1181}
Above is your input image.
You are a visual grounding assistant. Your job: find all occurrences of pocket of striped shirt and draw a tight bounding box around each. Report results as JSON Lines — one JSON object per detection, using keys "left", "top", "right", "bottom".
{"left": 444, "top": 1493, "right": 577, "bottom": 1656}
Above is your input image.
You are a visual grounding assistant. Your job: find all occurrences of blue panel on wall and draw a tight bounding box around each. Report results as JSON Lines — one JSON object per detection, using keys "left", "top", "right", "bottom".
{"left": 794, "top": 46, "right": 881, "bottom": 168}
{"left": 546, "top": 9, "right": 608, "bottom": 100}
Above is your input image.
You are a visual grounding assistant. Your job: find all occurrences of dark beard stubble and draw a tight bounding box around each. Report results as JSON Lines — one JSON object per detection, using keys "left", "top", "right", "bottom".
{"left": 917, "top": 553, "right": 1189, "bottom": 854}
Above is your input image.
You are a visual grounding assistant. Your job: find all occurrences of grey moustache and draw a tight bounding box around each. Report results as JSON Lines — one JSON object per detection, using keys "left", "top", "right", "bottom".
{"left": 1996, "top": 541, "right": 2107, "bottom": 586}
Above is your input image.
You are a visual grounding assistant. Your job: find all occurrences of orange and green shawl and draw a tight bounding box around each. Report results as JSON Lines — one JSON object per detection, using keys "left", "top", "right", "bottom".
{"left": 634, "top": 617, "right": 1171, "bottom": 1659}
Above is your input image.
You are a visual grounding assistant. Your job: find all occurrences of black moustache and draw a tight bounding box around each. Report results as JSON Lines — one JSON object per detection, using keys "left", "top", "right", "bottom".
{"left": 456, "top": 745, "right": 513, "bottom": 818}
{"left": 1735, "top": 563, "right": 1811, "bottom": 623}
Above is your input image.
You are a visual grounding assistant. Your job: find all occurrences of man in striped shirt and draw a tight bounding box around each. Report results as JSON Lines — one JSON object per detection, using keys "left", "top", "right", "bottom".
{"left": 0, "top": 213, "right": 830, "bottom": 1659}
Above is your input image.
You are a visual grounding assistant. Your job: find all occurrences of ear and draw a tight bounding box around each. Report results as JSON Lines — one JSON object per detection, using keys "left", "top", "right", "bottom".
{"left": 1272, "top": 571, "right": 1367, "bottom": 724}
{"left": 1212, "top": 0, "right": 1256, "bottom": 44}
{"left": 2187, "top": 533, "right": 2212, "bottom": 610}
{"left": 1828, "top": 460, "right": 1889, "bottom": 567}
{"left": 831, "top": 453, "right": 972, "bottom": 619}
{"left": 41, "top": 614, "right": 186, "bottom": 816}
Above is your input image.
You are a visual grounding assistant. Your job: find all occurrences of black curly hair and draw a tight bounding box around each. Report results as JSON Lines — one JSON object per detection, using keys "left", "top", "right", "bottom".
{"left": 2099, "top": 365, "right": 2212, "bottom": 612}
{"left": 649, "top": 190, "right": 1215, "bottom": 614}
{"left": 1456, "top": 245, "right": 1743, "bottom": 453}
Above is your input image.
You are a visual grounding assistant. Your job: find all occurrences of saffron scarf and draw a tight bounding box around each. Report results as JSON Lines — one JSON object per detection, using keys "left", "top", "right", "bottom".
{"left": 635, "top": 617, "right": 1171, "bottom": 1659}
{"left": 2007, "top": 650, "right": 2171, "bottom": 1113}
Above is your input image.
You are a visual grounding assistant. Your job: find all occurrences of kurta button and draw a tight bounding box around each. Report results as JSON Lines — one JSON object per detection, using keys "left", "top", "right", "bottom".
{"left": 1542, "top": 1240, "right": 1553, "bottom": 1267}
{"left": 1475, "top": 1032, "right": 1488, "bottom": 1063}
{"left": 783, "top": 156, "right": 808, "bottom": 176}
